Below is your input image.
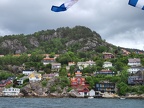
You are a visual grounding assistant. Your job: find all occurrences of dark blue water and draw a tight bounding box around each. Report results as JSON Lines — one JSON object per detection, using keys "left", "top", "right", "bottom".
{"left": 0, "top": 97, "right": 144, "bottom": 108}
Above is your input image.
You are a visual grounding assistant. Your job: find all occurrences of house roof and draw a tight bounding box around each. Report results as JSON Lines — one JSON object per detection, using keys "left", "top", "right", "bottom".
{"left": 43, "top": 58, "right": 55, "bottom": 60}
{"left": 68, "top": 62, "right": 76, "bottom": 66}
{"left": 104, "top": 61, "right": 112, "bottom": 64}
{"left": 99, "top": 80, "right": 114, "bottom": 83}
{"left": 23, "top": 69, "right": 34, "bottom": 71}
{"left": 128, "top": 58, "right": 140, "bottom": 62}
{"left": 51, "top": 63, "right": 61, "bottom": 65}
{"left": 100, "top": 69, "right": 113, "bottom": 72}
{"left": 43, "top": 73, "right": 58, "bottom": 78}
{"left": 29, "top": 73, "right": 41, "bottom": 78}
{"left": 76, "top": 86, "right": 89, "bottom": 92}
{"left": 70, "top": 77, "right": 85, "bottom": 82}
{"left": 0, "top": 55, "right": 4, "bottom": 57}
{"left": 102, "top": 52, "right": 113, "bottom": 55}
{"left": 0, "top": 80, "right": 12, "bottom": 87}
{"left": 75, "top": 71, "right": 82, "bottom": 75}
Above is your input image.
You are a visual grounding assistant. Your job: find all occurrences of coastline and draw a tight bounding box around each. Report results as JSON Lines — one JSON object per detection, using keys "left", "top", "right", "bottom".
{"left": 1, "top": 94, "right": 144, "bottom": 99}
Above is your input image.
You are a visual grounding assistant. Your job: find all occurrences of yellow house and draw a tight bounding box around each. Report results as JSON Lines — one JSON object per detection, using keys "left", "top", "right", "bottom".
{"left": 28, "top": 72, "right": 42, "bottom": 82}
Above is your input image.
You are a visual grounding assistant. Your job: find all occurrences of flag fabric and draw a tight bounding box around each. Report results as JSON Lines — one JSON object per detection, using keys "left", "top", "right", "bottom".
{"left": 128, "top": 0, "right": 144, "bottom": 10}
{"left": 51, "top": 0, "right": 79, "bottom": 12}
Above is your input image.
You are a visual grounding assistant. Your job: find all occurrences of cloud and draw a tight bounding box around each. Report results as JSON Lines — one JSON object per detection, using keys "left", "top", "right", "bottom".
{"left": 0, "top": 0, "right": 144, "bottom": 50}
{"left": 107, "top": 28, "right": 144, "bottom": 50}
{"left": 0, "top": 27, "right": 13, "bottom": 36}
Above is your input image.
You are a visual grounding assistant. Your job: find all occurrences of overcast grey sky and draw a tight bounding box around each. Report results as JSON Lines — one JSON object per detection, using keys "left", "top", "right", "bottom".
{"left": 0, "top": 0, "right": 144, "bottom": 50}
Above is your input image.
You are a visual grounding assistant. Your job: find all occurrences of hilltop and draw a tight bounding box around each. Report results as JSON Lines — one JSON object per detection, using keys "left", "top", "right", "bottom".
{"left": 0, "top": 26, "right": 124, "bottom": 55}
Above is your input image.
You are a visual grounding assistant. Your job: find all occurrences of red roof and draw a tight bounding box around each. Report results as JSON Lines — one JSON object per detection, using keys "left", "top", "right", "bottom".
{"left": 76, "top": 86, "right": 89, "bottom": 92}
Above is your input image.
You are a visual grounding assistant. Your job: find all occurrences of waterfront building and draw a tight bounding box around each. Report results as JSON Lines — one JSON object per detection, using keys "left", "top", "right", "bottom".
{"left": 2, "top": 87, "right": 20, "bottom": 96}
{"left": 95, "top": 81, "right": 115, "bottom": 93}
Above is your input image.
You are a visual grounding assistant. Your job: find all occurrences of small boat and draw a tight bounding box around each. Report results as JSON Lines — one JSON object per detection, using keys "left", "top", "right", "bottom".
{"left": 120, "top": 97, "right": 126, "bottom": 99}
{"left": 88, "top": 96, "right": 94, "bottom": 99}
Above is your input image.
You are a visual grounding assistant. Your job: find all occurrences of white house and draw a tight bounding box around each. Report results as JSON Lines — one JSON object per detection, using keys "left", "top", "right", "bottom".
{"left": 77, "top": 60, "right": 96, "bottom": 70}
{"left": 88, "top": 89, "right": 95, "bottom": 97}
{"left": 128, "top": 58, "right": 141, "bottom": 67}
{"left": 86, "top": 60, "right": 96, "bottom": 66}
{"left": 51, "top": 63, "right": 61, "bottom": 72}
{"left": 103, "top": 61, "right": 112, "bottom": 68}
{"left": 2, "top": 87, "right": 20, "bottom": 96}
{"left": 77, "top": 62, "right": 88, "bottom": 70}
{"left": 22, "top": 69, "right": 35, "bottom": 75}
{"left": 128, "top": 67, "right": 144, "bottom": 74}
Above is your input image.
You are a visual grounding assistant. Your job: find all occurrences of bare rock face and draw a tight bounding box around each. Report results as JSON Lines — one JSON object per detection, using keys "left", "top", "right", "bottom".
{"left": 21, "top": 82, "right": 48, "bottom": 97}
{"left": 20, "top": 77, "right": 71, "bottom": 97}
{"left": 5, "top": 65, "right": 23, "bottom": 73}
{"left": 1, "top": 39, "right": 27, "bottom": 53}
{"left": 29, "top": 37, "right": 39, "bottom": 47}
{"left": 68, "top": 89, "right": 82, "bottom": 97}
{"left": 40, "top": 32, "right": 60, "bottom": 41}
{"left": 65, "top": 38, "right": 84, "bottom": 46}
{"left": 30, "top": 82, "right": 47, "bottom": 96}
{"left": 21, "top": 84, "right": 32, "bottom": 96}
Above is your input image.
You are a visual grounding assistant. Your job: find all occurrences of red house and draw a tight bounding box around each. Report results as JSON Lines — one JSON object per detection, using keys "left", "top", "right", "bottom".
{"left": 70, "top": 70, "right": 85, "bottom": 86}
{"left": 0, "top": 80, "right": 12, "bottom": 88}
{"left": 103, "top": 52, "right": 114, "bottom": 59}
{"left": 70, "top": 70, "right": 90, "bottom": 97}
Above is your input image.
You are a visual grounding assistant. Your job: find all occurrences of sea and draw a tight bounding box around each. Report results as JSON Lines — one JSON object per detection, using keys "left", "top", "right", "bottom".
{"left": 0, "top": 97, "right": 144, "bottom": 108}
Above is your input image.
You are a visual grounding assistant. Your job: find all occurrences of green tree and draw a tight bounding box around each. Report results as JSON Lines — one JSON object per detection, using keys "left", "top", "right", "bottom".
{"left": 115, "top": 61, "right": 125, "bottom": 71}
{"left": 41, "top": 80, "right": 47, "bottom": 87}
{"left": 86, "top": 76, "right": 95, "bottom": 89}
{"left": 117, "top": 82, "right": 129, "bottom": 96}
{"left": 140, "top": 86, "right": 144, "bottom": 93}
{"left": 0, "top": 71, "right": 14, "bottom": 80}
{"left": 96, "top": 60, "right": 103, "bottom": 68}
{"left": 49, "top": 52, "right": 55, "bottom": 58}
{"left": 95, "top": 46, "right": 107, "bottom": 53}
{"left": 120, "top": 70, "right": 129, "bottom": 83}
{"left": 69, "top": 65, "right": 76, "bottom": 75}
{"left": 59, "top": 67, "right": 67, "bottom": 76}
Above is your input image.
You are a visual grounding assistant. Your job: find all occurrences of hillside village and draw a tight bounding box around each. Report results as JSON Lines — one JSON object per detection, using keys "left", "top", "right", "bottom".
{"left": 0, "top": 48, "right": 144, "bottom": 98}
{"left": 0, "top": 26, "right": 144, "bottom": 98}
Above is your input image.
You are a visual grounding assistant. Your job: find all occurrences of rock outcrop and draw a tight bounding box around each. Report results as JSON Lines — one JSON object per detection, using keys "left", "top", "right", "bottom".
{"left": 20, "top": 77, "right": 70, "bottom": 97}
{"left": 1, "top": 39, "right": 27, "bottom": 54}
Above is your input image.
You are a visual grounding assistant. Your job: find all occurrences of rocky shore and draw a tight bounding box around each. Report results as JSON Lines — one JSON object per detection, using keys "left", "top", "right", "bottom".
{"left": 1, "top": 88, "right": 144, "bottom": 99}
{"left": 0, "top": 77, "right": 144, "bottom": 99}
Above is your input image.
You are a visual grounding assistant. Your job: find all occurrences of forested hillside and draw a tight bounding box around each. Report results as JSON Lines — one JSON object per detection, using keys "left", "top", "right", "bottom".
{"left": 0, "top": 26, "right": 119, "bottom": 55}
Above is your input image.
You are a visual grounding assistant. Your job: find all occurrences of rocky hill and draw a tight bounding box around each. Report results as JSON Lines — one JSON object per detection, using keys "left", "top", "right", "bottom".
{"left": 0, "top": 26, "right": 118, "bottom": 55}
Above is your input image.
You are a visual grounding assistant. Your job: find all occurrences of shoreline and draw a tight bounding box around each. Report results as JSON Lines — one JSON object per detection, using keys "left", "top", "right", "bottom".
{"left": 0, "top": 95, "right": 144, "bottom": 99}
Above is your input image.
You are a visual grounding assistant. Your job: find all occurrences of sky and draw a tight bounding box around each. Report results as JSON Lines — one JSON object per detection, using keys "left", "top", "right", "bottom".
{"left": 0, "top": 0, "right": 144, "bottom": 50}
